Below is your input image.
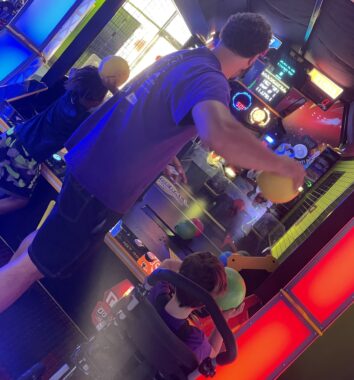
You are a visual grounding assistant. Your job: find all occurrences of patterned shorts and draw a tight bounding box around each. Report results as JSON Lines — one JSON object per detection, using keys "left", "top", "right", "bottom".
{"left": 0, "top": 128, "right": 41, "bottom": 198}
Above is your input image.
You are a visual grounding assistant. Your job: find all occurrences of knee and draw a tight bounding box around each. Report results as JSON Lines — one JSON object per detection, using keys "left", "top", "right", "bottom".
{"left": 15, "top": 196, "right": 30, "bottom": 209}
{"left": 16, "top": 252, "right": 44, "bottom": 282}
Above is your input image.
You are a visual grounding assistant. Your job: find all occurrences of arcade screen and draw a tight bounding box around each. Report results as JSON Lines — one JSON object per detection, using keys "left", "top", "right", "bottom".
{"left": 266, "top": 47, "right": 343, "bottom": 111}
{"left": 242, "top": 45, "right": 343, "bottom": 116}
{"left": 283, "top": 101, "right": 344, "bottom": 147}
{"left": 251, "top": 69, "right": 290, "bottom": 106}
{"left": 241, "top": 57, "right": 307, "bottom": 117}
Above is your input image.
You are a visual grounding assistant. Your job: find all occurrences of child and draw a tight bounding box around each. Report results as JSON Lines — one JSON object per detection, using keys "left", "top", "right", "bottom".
{"left": 0, "top": 60, "right": 129, "bottom": 214}
{"left": 148, "top": 252, "right": 243, "bottom": 363}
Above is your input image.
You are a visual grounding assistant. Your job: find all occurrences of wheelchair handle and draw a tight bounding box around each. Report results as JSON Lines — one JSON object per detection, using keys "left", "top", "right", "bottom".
{"left": 147, "top": 268, "right": 237, "bottom": 365}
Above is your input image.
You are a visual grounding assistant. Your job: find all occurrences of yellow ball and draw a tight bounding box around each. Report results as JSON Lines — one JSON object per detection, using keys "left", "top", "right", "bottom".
{"left": 257, "top": 171, "right": 299, "bottom": 204}
{"left": 98, "top": 56, "right": 130, "bottom": 88}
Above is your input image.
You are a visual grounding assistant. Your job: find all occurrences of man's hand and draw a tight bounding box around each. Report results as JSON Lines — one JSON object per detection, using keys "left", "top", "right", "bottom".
{"left": 192, "top": 101, "right": 306, "bottom": 190}
{"left": 163, "top": 156, "right": 187, "bottom": 184}
{"left": 102, "top": 77, "right": 119, "bottom": 94}
{"left": 159, "top": 258, "right": 182, "bottom": 272}
{"left": 273, "top": 156, "right": 306, "bottom": 191}
{"left": 222, "top": 302, "right": 245, "bottom": 320}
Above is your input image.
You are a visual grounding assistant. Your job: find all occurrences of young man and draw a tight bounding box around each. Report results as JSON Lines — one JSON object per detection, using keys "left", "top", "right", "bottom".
{"left": 0, "top": 13, "right": 305, "bottom": 312}
{"left": 148, "top": 252, "right": 242, "bottom": 363}
{"left": 0, "top": 57, "right": 130, "bottom": 215}
{"left": 0, "top": 66, "right": 109, "bottom": 214}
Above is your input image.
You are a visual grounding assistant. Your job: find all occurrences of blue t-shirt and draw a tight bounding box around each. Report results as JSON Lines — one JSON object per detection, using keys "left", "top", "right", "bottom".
{"left": 65, "top": 48, "right": 230, "bottom": 213}
{"left": 15, "top": 91, "right": 89, "bottom": 162}
{"left": 148, "top": 281, "right": 212, "bottom": 363}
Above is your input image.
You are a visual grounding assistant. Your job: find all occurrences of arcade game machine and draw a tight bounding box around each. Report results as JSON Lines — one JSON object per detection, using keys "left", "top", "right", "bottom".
{"left": 0, "top": 0, "right": 352, "bottom": 377}
{"left": 103, "top": 36, "right": 353, "bottom": 379}
{"left": 105, "top": 37, "right": 351, "bottom": 280}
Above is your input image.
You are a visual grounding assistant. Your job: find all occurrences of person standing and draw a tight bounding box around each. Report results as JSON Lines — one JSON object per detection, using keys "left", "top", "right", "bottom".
{"left": 0, "top": 13, "right": 304, "bottom": 312}
{"left": 0, "top": 57, "right": 130, "bottom": 214}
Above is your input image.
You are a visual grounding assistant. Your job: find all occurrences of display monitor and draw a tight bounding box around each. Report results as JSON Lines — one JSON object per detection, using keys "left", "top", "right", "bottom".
{"left": 241, "top": 54, "right": 307, "bottom": 118}
{"left": 0, "top": 31, "right": 33, "bottom": 82}
{"left": 10, "top": 0, "right": 77, "bottom": 48}
{"left": 252, "top": 69, "right": 290, "bottom": 106}
{"left": 283, "top": 101, "right": 344, "bottom": 147}
{"left": 0, "top": 80, "right": 47, "bottom": 102}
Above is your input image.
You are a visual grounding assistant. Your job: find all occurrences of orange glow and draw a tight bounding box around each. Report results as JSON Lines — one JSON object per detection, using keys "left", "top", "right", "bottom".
{"left": 206, "top": 151, "right": 223, "bottom": 167}
{"left": 291, "top": 225, "right": 354, "bottom": 324}
{"left": 111, "top": 279, "right": 134, "bottom": 299}
{"left": 198, "top": 299, "right": 312, "bottom": 380}
{"left": 249, "top": 107, "right": 271, "bottom": 127}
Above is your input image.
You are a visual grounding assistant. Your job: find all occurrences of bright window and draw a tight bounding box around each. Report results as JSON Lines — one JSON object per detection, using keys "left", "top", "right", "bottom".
{"left": 115, "top": 0, "right": 191, "bottom": 80}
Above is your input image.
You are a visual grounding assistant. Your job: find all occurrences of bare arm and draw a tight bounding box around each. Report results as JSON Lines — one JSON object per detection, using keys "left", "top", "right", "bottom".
{"left": 192, "top": 100, "right": 305, "bottom": 189}
{"left": 159, "top": 258, "right": 182, "bottom": 272}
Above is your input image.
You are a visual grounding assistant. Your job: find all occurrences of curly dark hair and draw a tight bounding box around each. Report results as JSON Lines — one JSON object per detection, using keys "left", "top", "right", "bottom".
{"left": 220, "top": 12, "right": 272, "bottom": 58}
{"left": 64, "top": 66, "right": 108, "bottom": 102}
{"left": 176, "top": 252, "right": 227, "bottom": 308}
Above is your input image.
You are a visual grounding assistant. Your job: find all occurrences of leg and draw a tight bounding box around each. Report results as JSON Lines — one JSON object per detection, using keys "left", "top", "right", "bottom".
{"left": 10, "top": 231, "right": 37, "bottom": 263}
{"left": 0, "top": 174, "right": 119, "bottom": 313}
{"left": 9, "top": 201, "right": 54, "bottom": 263}
{"left": 24, "top": 174, "right": 121, "bottom": 279}
{"left": 0, "top": 195, "right": 29, "bottom": 215}
{"left": 0, "top": 250, "right": 43, "bottom": 313}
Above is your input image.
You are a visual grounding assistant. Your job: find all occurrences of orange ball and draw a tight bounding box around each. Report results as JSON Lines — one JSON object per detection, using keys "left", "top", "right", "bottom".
{"left": 257, "top": 171, "right": 299, "bottom": 204}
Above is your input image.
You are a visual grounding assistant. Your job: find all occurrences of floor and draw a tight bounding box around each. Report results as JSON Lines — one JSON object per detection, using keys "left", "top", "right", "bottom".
{"left": 0, "top": 237, "right": 85, "bottom": 379}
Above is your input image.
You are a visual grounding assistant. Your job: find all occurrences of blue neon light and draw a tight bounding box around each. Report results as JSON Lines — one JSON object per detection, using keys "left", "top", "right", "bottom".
{"left": 12, "top": 0, "right": 77, "bottom": 47}
{"left": 0, "top": 31, "right": 33, "bottom": 82}
{"left": 110, "top": 219, "right": 123, "bottom": 237}
{"left": 232, "top": 92, "right": 252, "bottom": 111}
{"left": 52, "top": 153, "right": 62, "bottom": 161}
{"left": 269, "top": 35, "right": 282, "bottom": 50}
{"left": 265, "top": 135, "right": 275, "bottom": 144}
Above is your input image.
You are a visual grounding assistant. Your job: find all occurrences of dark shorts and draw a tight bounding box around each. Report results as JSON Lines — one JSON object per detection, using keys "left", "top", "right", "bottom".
{"left": 28, "top": 173, "right": 121, "bottom": 278}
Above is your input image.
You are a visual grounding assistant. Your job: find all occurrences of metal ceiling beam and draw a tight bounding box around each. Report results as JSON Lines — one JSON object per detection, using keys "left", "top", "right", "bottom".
{"left": 300, "top": 0, "right": 325, "bottom": 55}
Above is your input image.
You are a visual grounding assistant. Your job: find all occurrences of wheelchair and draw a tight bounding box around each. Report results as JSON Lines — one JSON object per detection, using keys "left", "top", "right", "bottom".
{"left": 20, "top": 269, "right": 236, "bottom": 380}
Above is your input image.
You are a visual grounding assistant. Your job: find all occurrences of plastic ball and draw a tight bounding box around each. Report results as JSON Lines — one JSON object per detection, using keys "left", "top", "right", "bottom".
{"left": 175, "top": 220, "right": 197, "bottom": 240}
{"left": 219, "top": 251, "right": 232, "bottom": 267}
{"left": 215, "top": 267, "right": 246, "bottom": 311}
{"left": 257, "top": 171, "right": 299, "bottom": 204}
{"left": 98, "top": 56, "right": 130, "bottom": 88}
{"left": 192, "top": 218, "right": 204, "bottom": 237}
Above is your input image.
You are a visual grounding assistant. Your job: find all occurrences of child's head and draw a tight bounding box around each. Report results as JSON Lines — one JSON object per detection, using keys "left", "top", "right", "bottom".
{"left": 176, "top": 252, "right": 227, "bottom": 308}
{"left": 65, "top": 66, "right": 109, "bottom": 110}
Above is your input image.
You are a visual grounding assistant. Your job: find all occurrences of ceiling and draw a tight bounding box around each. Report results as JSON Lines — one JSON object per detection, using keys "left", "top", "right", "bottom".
{"left": 174, "top": 0, "right": 354, "bottom": 101}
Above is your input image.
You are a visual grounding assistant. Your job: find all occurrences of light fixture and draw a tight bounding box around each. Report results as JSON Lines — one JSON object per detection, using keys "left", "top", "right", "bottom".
{"left": 224, "top": 166, "right": 236, "bottom": 179}
{"left": 269, "top": 35, "right": 282, "bottom": 50}
{"left": 249, "top": 107, "right": 271, "bottom": 127}
{"left": 308, "top": 68, "right": 343, "bottom": 99}
{"left": 207, "top": 151, "right": 223, "bottom": 167}
{"left": 232, "top": 91, "right": 252, "bottom": 111}
{"left": 264, "top": 135, "right": 275, "bottom": 144}
{"left": 52, "top": 153, "right": 62, "bottom": 161}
